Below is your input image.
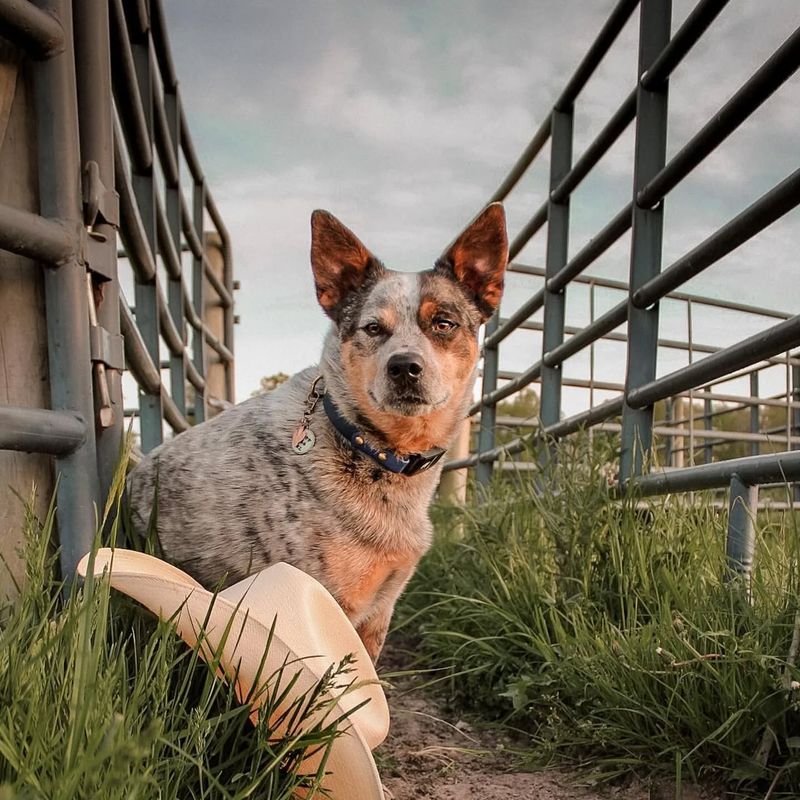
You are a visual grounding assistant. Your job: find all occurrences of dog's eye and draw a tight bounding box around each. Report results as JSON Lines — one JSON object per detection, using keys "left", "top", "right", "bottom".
{"left": 432, "top": 317, "right": 457, "bottom": 333}
{"left": 363, "top": 322, "right": 384, "bottom": 337}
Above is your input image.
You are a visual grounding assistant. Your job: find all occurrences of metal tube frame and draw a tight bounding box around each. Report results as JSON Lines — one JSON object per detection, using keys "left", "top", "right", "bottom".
{"left": 73, "top": 0, "right": 124, "bottom": 507}
{"left": 0, "top": 0, "right": 236, "bottom": 580}
{"left": 539, "top": 108, "right": 573, "bottom": 433}
{"left": 130, "top": 13, "right": 163, "bottom": 454}
{"left": 35, "top": 0, "right": 101, "bottom": 580}
{"left": 445, "top": 0, "right": 799, "bottom": 524}
{"left": 619, "top": 0, "right": 671, "bottom": 481}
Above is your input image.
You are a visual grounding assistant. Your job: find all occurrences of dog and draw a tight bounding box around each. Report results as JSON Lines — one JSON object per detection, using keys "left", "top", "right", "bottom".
{"left": 126, "top": 203, "right": 508, "bottom": 662}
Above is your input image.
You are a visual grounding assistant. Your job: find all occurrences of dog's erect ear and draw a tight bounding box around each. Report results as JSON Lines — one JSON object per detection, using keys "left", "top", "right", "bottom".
{"left": 310, "top": 210, "right": 382, "bottom": 319}
{"left": 438, "top": 202, "right": 508, "bottom": 321}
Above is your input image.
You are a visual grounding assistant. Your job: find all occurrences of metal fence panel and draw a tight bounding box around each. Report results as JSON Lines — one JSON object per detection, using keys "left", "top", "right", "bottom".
{"left": 0, "top": 0, "right": 236, "bottom": 581}
{"left": 442, "top": 0, "right": 800, "bottom": 534}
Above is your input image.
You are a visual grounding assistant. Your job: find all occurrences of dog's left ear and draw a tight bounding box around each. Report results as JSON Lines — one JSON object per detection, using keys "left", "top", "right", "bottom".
{"left": 310, "top": 210, "right": 383, "bottom": 320}
{"left": 438, "top": 202, "right": 508, "bottom": 321}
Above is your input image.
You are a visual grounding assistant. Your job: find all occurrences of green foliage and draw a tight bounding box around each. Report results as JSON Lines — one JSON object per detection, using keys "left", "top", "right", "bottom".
{"left": 398, "top": 435, "right": 800, "bottom": 797}
{"left": 496, "top": 388, "right": 539, "bottom": 420}
{"left": 0, "top": 467, "right": 351, "bottom": 799}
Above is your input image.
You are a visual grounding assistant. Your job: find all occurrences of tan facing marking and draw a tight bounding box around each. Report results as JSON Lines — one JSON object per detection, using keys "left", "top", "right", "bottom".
{"left": 341, "top": 328, "right": 477, "bottom": 452}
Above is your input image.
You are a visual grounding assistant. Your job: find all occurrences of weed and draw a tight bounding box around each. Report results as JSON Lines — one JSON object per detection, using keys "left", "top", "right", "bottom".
{"left": 398, "top": 435, "right": 800, "bottom": 797}
{"left": 0, "top": 453, "right": 349, "bottom": 799}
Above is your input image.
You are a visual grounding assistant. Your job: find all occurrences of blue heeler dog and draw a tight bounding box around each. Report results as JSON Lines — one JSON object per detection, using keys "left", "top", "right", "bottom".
{"left": 127, "top": 203, "right": 508, "bottom": 661}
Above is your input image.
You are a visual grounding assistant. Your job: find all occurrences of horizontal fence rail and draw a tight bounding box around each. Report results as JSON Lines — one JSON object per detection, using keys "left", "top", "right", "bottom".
{"left": 0, "top": 0, "right": 237, "bottom": 581}
{"left": 442, "top": 0, "right": 800, "bottom": 575}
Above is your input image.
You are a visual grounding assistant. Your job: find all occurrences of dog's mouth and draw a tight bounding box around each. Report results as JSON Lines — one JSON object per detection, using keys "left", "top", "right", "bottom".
{"left": 369, "top": 389, "right": 450, "bottom": 417}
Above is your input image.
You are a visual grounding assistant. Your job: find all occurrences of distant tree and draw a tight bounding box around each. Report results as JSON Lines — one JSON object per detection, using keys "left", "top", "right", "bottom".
{"left": 251, "top": 372, "right": 290, "bottom": 397}
{"left": 492, "top": 388, "right": 539, "bottom": 447}
{"left": 496, "top": 387, "right": 539, "bottom": 420}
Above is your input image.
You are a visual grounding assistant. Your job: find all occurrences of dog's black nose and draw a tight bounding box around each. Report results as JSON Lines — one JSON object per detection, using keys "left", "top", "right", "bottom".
{"left": 387, "top": 352, "right": 424, "bottom": 383}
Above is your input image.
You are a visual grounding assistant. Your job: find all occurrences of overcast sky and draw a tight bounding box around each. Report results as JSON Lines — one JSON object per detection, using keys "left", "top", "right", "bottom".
{"left": 162, "top": 0, "right": 799, "bottom": 413}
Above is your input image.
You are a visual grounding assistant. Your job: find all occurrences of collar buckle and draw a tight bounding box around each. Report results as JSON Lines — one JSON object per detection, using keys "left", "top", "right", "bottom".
{"left": 401, "top": 447, "right": 446, "bottom": 476}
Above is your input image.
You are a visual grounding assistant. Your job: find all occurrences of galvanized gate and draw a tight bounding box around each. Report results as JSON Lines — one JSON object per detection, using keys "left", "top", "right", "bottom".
{"left": 443, "top": 0, "right": 800, "bottom": 575}
{"left": 0, "top": 0, "right": 235, "bottom": 582}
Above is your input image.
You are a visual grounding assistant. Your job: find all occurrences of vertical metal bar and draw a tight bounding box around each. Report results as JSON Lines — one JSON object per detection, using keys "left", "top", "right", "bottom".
{"left": 33, "top": 0, "right": 101, "bottom": 578}
{"left": 130, "top": 13, "right": 163, "bottom": 452}
{"left": 221, "top": 235, "right": 235, "bottom": 403}
{"left": 588, "top": 280, "right": 596, "bottom": 406}
{"left": 620, "top": 0, "right": 672, "bottom": 482}
{"left": 588, "top": 280, "right": 596, "bottom": 447}
{"left": 165, "top": 84, "right": 186, "bottom": 416}
{"left": 192, "top": 178, "right": 206, "bottom": 423}
{"left": 664, "top": 397, "right": 673, "bottom": 467}
{"left": 785, "top": 353, "right": 791, "bottom": 451}
{"left": 750, "top": 371, "right": 760, "bottom": 458}
{"left": 703, "top": 387, "right": 713, "bottom": 464}
{"left": 476, "top": 314, "right": 499, "bottom": 485}
{"left": 73, "top": 0, "right": 123, "bottom": 506}
{"left": 540, "top": 108, "right": 573, "bottom": 431}
{"left": 792, "top": 361, "right": 800, "bottom": 503}
{"left": 687, "top": 298, "right": 695, "bottom": 466}
{"left": 726, "top": 474, "right": 758, "bottom": 591}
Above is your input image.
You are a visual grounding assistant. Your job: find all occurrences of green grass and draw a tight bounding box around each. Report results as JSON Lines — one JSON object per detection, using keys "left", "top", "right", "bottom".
{"left": 0, "top": 460, "right": 356, "bottom": 799}
{"left": 397, "top": 435, "right": 800, "bottom": 798}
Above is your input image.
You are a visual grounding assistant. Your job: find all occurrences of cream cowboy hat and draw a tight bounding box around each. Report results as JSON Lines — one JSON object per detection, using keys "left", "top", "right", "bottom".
{"left": 77, "top": 548, "right": 389, "bottom": 799}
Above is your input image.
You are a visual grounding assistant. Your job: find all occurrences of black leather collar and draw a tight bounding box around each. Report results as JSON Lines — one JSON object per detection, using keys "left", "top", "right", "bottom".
{"left": 322, "top": 393, "right": 446, "bottom": 477}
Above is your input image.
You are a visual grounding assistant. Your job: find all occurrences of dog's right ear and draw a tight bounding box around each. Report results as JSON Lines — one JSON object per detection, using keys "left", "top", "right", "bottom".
{"left": 310, "top": 210, "right": 382, "bottom": 320}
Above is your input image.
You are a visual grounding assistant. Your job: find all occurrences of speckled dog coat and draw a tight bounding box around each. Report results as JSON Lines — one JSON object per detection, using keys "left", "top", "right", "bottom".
{"left": 127, "top": 204, "right": 508, "bottom": 661}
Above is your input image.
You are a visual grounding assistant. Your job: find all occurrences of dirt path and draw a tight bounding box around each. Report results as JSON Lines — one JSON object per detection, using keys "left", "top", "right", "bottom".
{"left": 376, "top": 638, "right": 711, "bottom": 800}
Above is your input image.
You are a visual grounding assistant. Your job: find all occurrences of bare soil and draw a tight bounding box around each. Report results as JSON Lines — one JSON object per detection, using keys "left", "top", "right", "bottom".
{"left": 376, "top": 637, "right": 718, "bottom": 800}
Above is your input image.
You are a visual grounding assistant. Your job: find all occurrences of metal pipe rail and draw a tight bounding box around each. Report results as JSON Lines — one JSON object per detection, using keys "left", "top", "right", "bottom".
{"left": 637, "top": 26, "right": 800, "bottom": 210}
{"left": 475, "top": 268, "right": 796, "bottom": 415}
{"left": 633, "top": 168, "right": 800, "bottom": 309}
{"left": 0, "top": 202, "right": 77, "bottom": 264}
{"left": 445, "top": 0, "right": 800, "bottom": 565}
{"left": 513, "top": 262, "right": 794, "bottom": 321}
{"left": 633, "top": 450, "right": 800, "bottom": 494}
{"left": 0, "top": 406, "right": 86, "bottom": 456}
{"left": 627, "top": 315, "right": 800, "bottom": 409}
{"left": 0, "top": 0, "right": 236, "bottom": 581}
{"left": 0, "top": 0, "right": 65, "bottom": 59}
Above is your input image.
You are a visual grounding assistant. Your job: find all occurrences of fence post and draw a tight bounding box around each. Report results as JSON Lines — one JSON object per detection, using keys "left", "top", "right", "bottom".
{"left": 703, "top": 387, "right": 713, "bottom": 464}
{"left": 192, "top": 178, "right": 207, "bottom": 422}
{"left": 440, "top": 418, "right": 471, "bottom": 505}
{"left": 726, "top": 473, "right": 758, "bottom": 592}
{"left": 539, "top": 108, "right": 573, "bottom": 437}
{"left": 165, "top": 83, "right": 186, "bottom": 417}
{"left": 663, "top": 397, "right": 673, "bottom": 467}
{"left": 34, "top": 0, "right": 101, "bottom": 578}
{"left": 130, "top": 10, "right": 163, "bottom": 452}
{"left": 476, "top": 315, "right": 499, "bottom": 485}
{"left": 750, "top": 371, "right": 760, "bottom": 457}
{"left": 620, "top": 0, "right": 672, "bottom": 482}
{"left": 793, "top": 361, "right": 800, "bottom": 503}
{"left": 73, "top": 0, "right": 124, "bottom": 504}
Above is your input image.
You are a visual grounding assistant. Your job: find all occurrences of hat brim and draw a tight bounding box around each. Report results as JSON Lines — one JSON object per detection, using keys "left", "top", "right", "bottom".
{"left": 78, "top": 548, "right": 387, "bottom": 800}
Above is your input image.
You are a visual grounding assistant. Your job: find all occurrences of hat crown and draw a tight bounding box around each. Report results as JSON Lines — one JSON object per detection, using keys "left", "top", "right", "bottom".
{"left": 77, "top": 549, "right": 389, "bottom": 800}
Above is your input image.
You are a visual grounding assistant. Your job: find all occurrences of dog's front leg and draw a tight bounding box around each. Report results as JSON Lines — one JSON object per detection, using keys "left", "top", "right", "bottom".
{"left": 357, "top": 565, "right": 415, "bottom": 664}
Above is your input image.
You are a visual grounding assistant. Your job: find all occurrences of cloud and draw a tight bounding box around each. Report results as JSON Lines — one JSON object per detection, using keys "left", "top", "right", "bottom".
{"left": 161, "top": 0, "right": 799, "bottom": 411}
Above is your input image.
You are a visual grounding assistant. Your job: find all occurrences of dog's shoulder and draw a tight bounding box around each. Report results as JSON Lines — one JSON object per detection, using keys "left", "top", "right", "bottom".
{"left": 127, "top": 366, "right": 319, "bottom": 496}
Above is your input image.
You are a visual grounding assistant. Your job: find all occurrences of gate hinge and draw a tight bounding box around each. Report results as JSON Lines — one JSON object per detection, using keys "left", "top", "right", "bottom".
{"left": 89, "top": 324, "right": 125, "bottom": 371}
{"left": 83, "top": 161, "right": 120, "bottom": 229}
